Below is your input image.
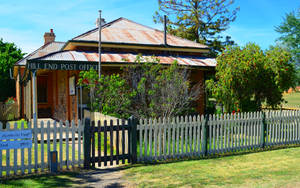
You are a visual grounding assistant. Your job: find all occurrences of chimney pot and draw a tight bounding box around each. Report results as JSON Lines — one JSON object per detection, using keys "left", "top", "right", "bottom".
{"left": 44, "top": 29, "right": 56, "bottom": 45}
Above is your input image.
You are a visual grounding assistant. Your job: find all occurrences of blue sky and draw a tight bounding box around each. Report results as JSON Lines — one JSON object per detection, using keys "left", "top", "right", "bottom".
{"left": 0, "top": 0, "right": 299, "bottom": 54}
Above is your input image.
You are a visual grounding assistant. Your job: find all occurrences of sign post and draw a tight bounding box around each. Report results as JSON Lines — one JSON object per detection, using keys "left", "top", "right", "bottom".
{"left": 98, "top": 10, "right": 102, "bottom": 78}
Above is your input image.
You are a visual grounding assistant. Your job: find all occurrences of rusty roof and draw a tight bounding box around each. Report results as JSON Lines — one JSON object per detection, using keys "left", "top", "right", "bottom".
{"left": 32, "top": 50, "right": 216, "bottom": 67}
{"left": 72, "top": 17, "right": 208, "bottom": 49}
{"left": 16, "top": 41, "right": 65, "bottom": 66}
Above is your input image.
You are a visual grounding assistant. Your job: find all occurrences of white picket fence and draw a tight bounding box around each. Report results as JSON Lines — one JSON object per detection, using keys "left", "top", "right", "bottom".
{"left": 265, "top": 110, "right": 300, "bottom": 145}
{"left": 137, "top": 110, "right": 300, "bottom": 162}
{"left": 1, "top": 110, "right": 300, "bottom": 174}
{"left": 0, "top": 120, "right": 84, "bottom": 177}
{"left": 138, "top": 116, "right": 206, "bottom": 162}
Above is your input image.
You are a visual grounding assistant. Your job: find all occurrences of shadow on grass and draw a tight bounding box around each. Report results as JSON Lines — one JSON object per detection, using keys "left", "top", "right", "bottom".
{"left": 0, "top": 172, "right": 81, "bottom": 188}
{"left": 0, "top": 169, "right": 128, "bottom": 188}
{"left": 2, "top": 144, "right": 300, "bottom": 187}
{"left": 76, "top": 168, "right": 127, "bottom": 188}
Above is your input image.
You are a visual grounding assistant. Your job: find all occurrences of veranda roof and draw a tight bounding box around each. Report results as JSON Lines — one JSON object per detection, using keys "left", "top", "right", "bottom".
{"left": 15, "top": 42, "right": 65, "bottom": 66}
{"left": 29, "top": 50, "right": 216, "bottom": 67}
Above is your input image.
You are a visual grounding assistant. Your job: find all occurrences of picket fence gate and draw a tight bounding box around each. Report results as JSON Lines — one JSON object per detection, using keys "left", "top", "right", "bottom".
{"left": 137, "top": 110, "right": 300, "bottom": 162}
{"left": 84, "top": 118, "right": 136, "bottom": 168}
{"left": 0, "top": 120, "right": 84, "bottom": 177}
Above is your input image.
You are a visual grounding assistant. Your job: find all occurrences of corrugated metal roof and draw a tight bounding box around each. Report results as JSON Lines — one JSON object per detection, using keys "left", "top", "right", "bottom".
{"left": 33, "top": 51, "right": 216, "bottom": 67}
{"left": 16, "top": 42, "right": 65, "bottom": 66}
{"left": 73, "top": 18, "right": 208, "bottom": 49}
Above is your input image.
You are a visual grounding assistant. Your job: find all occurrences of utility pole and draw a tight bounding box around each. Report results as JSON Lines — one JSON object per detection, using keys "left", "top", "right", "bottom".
{"left": 98, "top": 10, "right": 102, "bottom": 78}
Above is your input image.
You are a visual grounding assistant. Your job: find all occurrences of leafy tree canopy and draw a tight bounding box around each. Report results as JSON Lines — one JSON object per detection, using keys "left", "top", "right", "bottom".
{"left": 275, "top": 9, "right": 300, "bottom": 68}
{"left": 206, "top": 43, "right": 296, "bottom": 112}
{"left": 78, "top": 69, "right": 132, "bottom": 119}
{"left": 0, "top": 39, "right": 24, "bottom": 101}
{"left": 154, "top": 0, "right": 239, "bottom": 56}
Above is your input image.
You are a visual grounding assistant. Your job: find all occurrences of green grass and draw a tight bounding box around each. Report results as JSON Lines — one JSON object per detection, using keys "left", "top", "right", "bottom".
{"left": 282, "top": 92, "right": 300, "bottom": 108}
{"left": 7, "top": 119, "right": 28, "bottom": 129}
{"left": 0, "top": 172, "right": 80, "bottom": 188}
{"left": 94, "top": 132, "right": 113, "bottom": 154}
{"left": 2, "top": 146, "right": 300, "bottom": 187}
{"left": 124, "top": 146, "right": 300, "bottom": 187}
{"left": 1, "top": 142, "right": 82, "bottom": 176}
{"left": 137, "top": 132, "right": 265, "bottom": 159}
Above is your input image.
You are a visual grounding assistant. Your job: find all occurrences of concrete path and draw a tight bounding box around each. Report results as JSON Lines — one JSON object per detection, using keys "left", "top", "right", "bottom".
{"left": 73, "top": 167, "right": 134, "bottom": 188}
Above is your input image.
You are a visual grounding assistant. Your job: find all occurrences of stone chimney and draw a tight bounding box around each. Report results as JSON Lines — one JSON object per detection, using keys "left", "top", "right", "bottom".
{"left": 44, "top": 29, "right": 55, "bottom": 45}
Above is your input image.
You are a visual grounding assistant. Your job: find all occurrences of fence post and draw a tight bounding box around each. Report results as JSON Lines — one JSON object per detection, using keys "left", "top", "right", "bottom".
{"left": 261, "top": 112, "right": 266, "bottom": 148}
{"left": 49, "top": 151, "right": 58, "bottom": 173}
{"left": 129, "top": 116, "right": 138, "bottom": 164}
{"left": 202, "top": 114, "right": 209, "bottom": 156}
{"left": 84, "top": 118, "right": 91, "bottom": 169}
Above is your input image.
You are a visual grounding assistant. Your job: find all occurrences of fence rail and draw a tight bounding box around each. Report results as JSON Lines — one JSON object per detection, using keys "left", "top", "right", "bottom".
{"left": 137, "top": 110, "right": 300, "bottom": 162}
{"left": 0, "top": 120, "right": 84, "bottom": 177}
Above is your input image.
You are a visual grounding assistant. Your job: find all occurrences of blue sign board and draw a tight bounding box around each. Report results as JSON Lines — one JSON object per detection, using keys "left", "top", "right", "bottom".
{"left": 0, "top": 130, "right": 32, "bottom": 140}
{"left": 0, "top": 140, "right": 32, "bottom": 150}
{"left": 0, "top": 130, "right": 32, "bottom": 150}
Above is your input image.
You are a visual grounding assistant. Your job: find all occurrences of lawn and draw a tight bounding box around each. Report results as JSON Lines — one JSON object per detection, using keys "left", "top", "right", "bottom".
{"left": 0, "top": 172, "right": 80, "bottom": 188}
{"left": 124, "top": 146, "right": 300, "bottom": 187}
{"left": 2, "top": 119, "right": 28, "bottom": 129}
{"left": 2, "top": 146, "right": 300, "bottom": 187}
{"left": 282, "top": 92, "right": 300, "bottom": 108}
{"left": 1, "top": 143, "right": 81, "bottom": 166}
{"left": 1, "top": 142, "right": 83, "bottom": 177}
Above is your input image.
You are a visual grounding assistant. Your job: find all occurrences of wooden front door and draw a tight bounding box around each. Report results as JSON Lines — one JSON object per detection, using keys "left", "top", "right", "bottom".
{"left": 37, "top": 73, "right": 53, "bottom": 118}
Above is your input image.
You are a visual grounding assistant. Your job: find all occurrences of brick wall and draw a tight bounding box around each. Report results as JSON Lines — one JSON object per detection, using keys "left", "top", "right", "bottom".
{"left": 53, "top": 70, "right": 68, "bottom": 121}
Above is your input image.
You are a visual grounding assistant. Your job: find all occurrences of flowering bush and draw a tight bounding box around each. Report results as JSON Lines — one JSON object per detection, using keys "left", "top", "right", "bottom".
{"left": 1, "top": 97, "right": 17, "bottom": 121}
{"left": 5, "top": 97, "right": 16, "bottom": 105}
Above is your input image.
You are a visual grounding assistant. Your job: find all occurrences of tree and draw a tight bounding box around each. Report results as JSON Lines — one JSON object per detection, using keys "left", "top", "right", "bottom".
{"left": 78, "top": 69, "right": 132, "bottom": 119}
{"left": 275, "top": 10, "right": 300, "bottom": 68}
{"left": 123, "top": 56, "right": 202, "bottom": 119}
{"left": 297, "top": 69, "right": 300, "bottom": 85}
{"left": 206, "top": 43, "right": 296, "bottom": 112}
{"left": 79, "top": 56, "right": 202, "bottom": 119}
{"left": 0, "top": 39, "right": 24, "bottom": 101}
{"left": 154, "top": 0, "right": 239, "bottom": 56}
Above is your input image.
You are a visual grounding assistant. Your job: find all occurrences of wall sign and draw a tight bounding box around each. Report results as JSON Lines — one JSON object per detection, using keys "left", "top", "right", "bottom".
{"left": 0, "top": 130, "right": 32, "bottom": 150}
{"left": 27, "top": 61, "right": 99, "bottom": 71}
